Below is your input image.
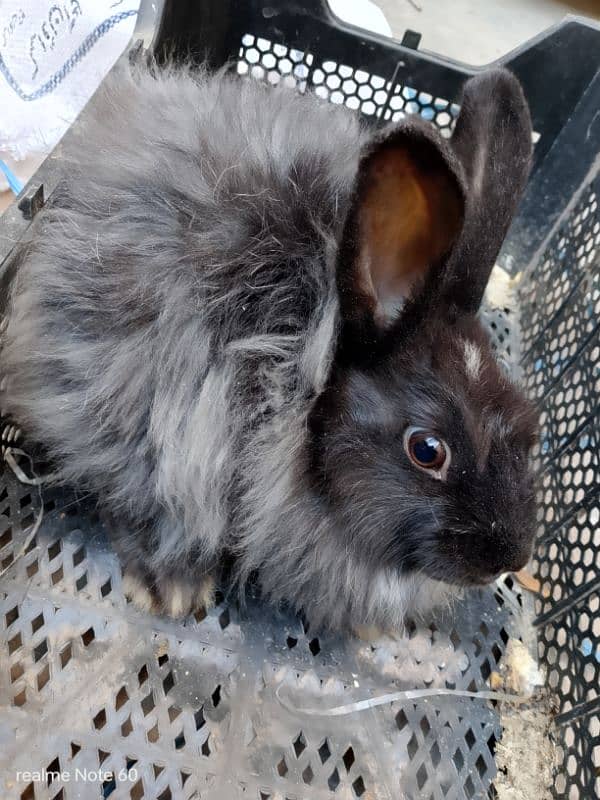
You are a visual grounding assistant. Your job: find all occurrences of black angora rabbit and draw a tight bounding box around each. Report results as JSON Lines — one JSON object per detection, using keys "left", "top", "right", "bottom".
{"left": 1, "top": 63, "right": 538, "bottom": 630}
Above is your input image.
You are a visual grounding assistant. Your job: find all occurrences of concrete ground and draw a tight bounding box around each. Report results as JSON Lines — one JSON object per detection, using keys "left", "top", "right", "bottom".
{"left": 374, "top": 0, "right": 600, "bottom": 65}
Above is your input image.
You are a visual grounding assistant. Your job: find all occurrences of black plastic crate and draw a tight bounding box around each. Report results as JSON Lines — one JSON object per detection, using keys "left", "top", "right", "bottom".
{"left": 0, "top": 2, "right": 599, "bottom": 799}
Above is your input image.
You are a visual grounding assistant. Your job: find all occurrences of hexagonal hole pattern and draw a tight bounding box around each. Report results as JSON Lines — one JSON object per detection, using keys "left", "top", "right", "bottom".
{"left": 237, "top": 34, "right": 313, "bottom": 91}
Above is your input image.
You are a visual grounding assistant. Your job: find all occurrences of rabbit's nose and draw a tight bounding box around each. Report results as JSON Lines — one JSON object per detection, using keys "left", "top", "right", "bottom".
{"left": 505, "top": 551, "right": 530, "bottom": 574}
{"left": 488, "top": 548, "right": 526, "bottom": 578}
{"left": 494, "top": 540, "right": 532, "bottom": 575}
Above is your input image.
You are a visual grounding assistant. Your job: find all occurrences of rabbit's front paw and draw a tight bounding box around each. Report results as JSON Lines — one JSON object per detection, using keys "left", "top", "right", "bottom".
{"left": 122, "top": 570, "right": 155, "bottom": 613}
{"left": 353, "top": 624, "right": 402, "bottom": 643}
{"left": 158, "top": 573, "right": 216, "bottom": 618}
{"left": 122, "top": 568, "right": 215, "bottom": 619}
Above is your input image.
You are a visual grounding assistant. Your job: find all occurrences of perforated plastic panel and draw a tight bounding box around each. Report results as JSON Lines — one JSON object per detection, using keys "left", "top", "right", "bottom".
{"left": 236, "top": 34, "right": 460, "bottom": 136}
{"left": 519, "top": 173, "right": 600, "bottom": 799}
{"left": 0, "top": 456, "right": 523, "bottom": 800}
{"left": 237, "top": 34, "right": 313, "bottom": 92}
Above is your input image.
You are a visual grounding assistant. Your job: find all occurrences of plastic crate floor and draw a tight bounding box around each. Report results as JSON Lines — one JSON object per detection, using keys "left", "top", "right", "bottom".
{"left": 0, "top": 294, "right": 529, "bottom": 800}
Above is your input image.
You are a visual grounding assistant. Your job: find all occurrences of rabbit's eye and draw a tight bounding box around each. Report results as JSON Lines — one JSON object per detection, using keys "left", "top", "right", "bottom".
{"left": 403, "top": 427, "right": 450, "bottom": 479}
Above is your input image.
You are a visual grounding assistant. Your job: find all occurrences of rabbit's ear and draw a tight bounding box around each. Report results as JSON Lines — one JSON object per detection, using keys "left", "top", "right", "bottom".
{"left": 337, "top": 122, "right": 465, "bottom": 340}
{"left": 442, "top": 69, "right": 532, "bottom": 313}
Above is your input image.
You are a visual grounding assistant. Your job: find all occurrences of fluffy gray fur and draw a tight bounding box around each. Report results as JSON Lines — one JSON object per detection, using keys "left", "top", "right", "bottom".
{"left": 1, "top": 64, "right": 537, "bottom": 631}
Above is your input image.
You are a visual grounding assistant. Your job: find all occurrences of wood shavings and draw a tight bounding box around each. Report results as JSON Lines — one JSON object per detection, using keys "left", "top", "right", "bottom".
{"left": 494, "top": 639, "right": 545, "bottom": 696}
{"left": 493, "top": 638, "right": 555, "bottom": 800}
{"left": 514, "top": 567, "right": 546, "bottom": 596}
{"left": 490, "top": 671, "right": 504, "bottom": 691}
{"left": 494, "top": 696, "right": 556, "bottom": 800}
{"left": 156, "top": 640, "right": 169, "bottom": 660}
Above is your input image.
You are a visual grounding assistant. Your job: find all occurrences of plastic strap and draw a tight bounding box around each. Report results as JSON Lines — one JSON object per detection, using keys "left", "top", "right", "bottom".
{"left": 276, "top": 683, "right": 526, "bottom": 717}
{"left": 0, "top": 447, "right": 47, "bottom": 579}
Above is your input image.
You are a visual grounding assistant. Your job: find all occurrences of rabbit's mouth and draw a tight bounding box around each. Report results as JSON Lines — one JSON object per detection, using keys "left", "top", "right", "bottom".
{"left": 415, "top": 534, "right": 533, "bottom": 588}
{"left": 423, "top": 567, "right": 504, "bottom": 588}
{"left": 424, "top": 567, "right": 514, "bottom": 588}
{"left": 459, "top": 569, "right": 509, "bottom": 587}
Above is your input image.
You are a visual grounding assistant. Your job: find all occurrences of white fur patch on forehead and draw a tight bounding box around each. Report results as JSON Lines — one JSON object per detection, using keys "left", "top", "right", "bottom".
{"left": 463, "top": 340, "right": 482, "bottom": 381}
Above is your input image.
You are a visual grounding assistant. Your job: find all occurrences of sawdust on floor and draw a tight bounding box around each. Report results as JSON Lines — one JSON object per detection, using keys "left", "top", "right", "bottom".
{"left": 493, "top": 639, "right": 556, "bottom": 800}
{"left": 494, "top": 697, "right": 556, "bottom": 800}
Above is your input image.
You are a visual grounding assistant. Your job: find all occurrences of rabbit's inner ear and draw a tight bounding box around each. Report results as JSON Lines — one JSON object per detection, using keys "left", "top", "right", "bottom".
{"left": 357, "top": 147, "right": 463, "bottom": 325}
